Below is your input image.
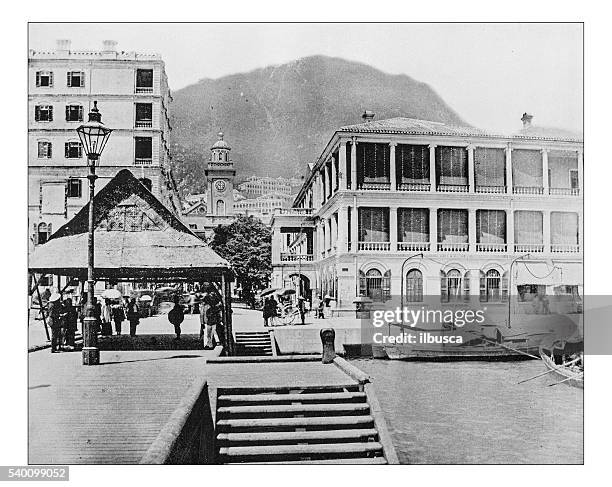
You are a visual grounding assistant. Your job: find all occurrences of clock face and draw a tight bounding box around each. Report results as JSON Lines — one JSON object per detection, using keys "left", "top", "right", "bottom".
{"left": 214, "top": 179, "right": 226, "bottom": 192}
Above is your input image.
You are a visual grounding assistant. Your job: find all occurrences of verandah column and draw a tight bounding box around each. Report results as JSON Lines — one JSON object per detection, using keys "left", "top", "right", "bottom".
{"left": 331, "top": 155, "right": 337, "bottom": 195}
{"left": 339, "top": 141, "right": 347, "bottom": 190}
{"left": 467, "top": 144, "right": 476, "bottom": 193}
{"left": 543, "top": 210, "right": 551, "bottom": 253}
{"left": 577, "top": 150, "right": 583, "bottom": 195}
{"left": 351, "top": 137, "right": 358, "bottom": 190}
{"left": 337, "top": 207, "right": 348, "bottom": 253}
{"left": 390, "top": 207, "right": 398, "bottom": 252}
{"left": 542, "top": 148, "right": 549, "bottom": 194}
{"left": 506, "top": 209, "right": 514, "bottom": 252}
{"left": 468, "top": 208, "right": 477, "bottom": 252}
{"left": 429, "top": 144, "right": 437, "bottom": 193}
{"left": 351, "top": 202, "right": 359, "bottom": 252}
{"left": 389, "top": 142, "right": 397, "bottom": 190}
{"left": 429, "top": 208, "right": 438, "bottom": 251}
{"left": 505, "top": 145, "right": 513, "bottom": 194}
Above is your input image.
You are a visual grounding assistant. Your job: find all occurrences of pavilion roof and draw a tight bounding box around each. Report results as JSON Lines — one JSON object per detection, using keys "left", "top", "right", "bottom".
{"left": 29, "top": 169, "right": 231, "bottom": 280}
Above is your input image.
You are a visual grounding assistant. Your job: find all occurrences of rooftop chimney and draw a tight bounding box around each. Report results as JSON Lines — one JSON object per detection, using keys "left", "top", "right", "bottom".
{"left": 362, "top": 110, "right": 375, "bottom": 122}
{"left": 521, "top": 112, "right": 533, "bottom": 128}
{"left": 102, "top": 40, "right": 118, "bottom": 52}
{"left": 56, "top": 39, "right": 71, "bottom": 54}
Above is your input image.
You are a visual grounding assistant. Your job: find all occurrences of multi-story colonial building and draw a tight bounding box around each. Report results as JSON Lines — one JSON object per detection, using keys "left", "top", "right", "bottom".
{"left": 238, "top": 175, "right": 302, "bottom": 198}
{"left": 233, "top": 192, "right": 294, "bottom": 224}
{"left": 29, "top": 39, "right": 180, "bottom": 248}
{"left": 271, "top": 112, "right": 583, "bottom": 313}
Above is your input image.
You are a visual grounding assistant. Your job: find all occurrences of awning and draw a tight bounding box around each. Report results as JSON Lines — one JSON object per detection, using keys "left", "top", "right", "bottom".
{"left": 555, "top": 262, "right": 583, "bottom": 286}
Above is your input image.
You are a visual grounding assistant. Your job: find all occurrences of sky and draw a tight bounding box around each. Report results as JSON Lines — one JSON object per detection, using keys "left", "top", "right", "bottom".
{"left": 29, "top": 23, "right": 583, "bottom": 134}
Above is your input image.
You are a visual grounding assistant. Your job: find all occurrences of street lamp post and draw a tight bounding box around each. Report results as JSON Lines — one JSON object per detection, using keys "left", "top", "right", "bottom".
{"left": 76, "top": 101, "right": 113, "bottom": 365}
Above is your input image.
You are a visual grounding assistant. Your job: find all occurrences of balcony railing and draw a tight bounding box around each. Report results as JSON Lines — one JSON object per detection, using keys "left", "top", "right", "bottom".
{"left": 358, "top": 241, "right": 391, "bottom": 251}
{"left": 551, "top": 244, "right": 580, "bottom": 253}
{"left": 514, "top": 243, "right": 544, "bottom": 253}
{"left": 135, "top": 86, "right": 153, "bottom": 94}
{"left": 437, "top": 242, "right": 469, "bottom": 252}
{"left": 135, "top": 120, "right": 153, "bottom": 128}
{"left": 357, "top": 181, "right": 391, "bottom": 191}
{"left": 475, "top": 185, "right": 506, "bottom": 194}
{"left": 476, "top": 243, "right": 507, "bottom": 253}
{"left": 398, "top": 242, "right": 430, "bottom": 252}
{"left": 549, "top": 187, "right": 580, "bottom": 196}
{"left": 280, "top": 253, "right": 314, "bottom": 262}
{"left": 275, "top": 208, "right": 314, "bottom": 216}
{"left": 397, "top": 182, "right": 431, "bottom": 192}
{"left": 513, "top": 186, "right": 544, "bottom": 195}
{"left": 437, "top": 184, "right": 469, "bottom": 193}
{"left": 134, "top": 158, "right": 153, "bottom": 166}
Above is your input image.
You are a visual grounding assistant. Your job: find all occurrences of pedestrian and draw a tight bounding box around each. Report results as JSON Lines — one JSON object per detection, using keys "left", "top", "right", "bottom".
{"left": 317, "top": 295, "right": 325, "bottom": 319}
{"left": 47, "top": 293, "right": 62, "bottom": 353}
{"left": 111, "top": 302, "right": 125, "bottom": 336}
{"left": 168, "top": 295, "right": 185, "bottom": 340}
{"left": 126, "top": 298, "right": 140, "bottom": 337}
{"left": 189, "top": 292, "right": 197, "bottom": 314}
{"left": 101, "top": 298, "right": 113, "bottom": 336}
{"left": 267, "top": 294, "right": 279, "bottom": 326}
{"left": 297, "top": 295, "right": 306, "bottom": 325}
{"left": 262, "top": 296, "right": 272, "bottom": 327}
{"left": 201, "top": 292, "right": 217, "bottom": 349}
{"left": 93, "top": 297, "right": 102, "bottom": 335}
{"left": 62, "top": 297, "right": 78, "bottom": 350}
{"left": 207, "top": 297, "right": 224, "bottom": 349}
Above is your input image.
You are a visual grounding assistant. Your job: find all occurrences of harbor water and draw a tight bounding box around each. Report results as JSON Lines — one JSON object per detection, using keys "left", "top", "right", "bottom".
{"left": 351, "top": 358, "right": 583, "bottom": 464}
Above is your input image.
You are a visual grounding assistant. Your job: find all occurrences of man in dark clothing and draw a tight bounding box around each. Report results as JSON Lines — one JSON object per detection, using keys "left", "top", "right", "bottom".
{"left": 62, "top": 298, "right": 78, "bottom": 350}
{"left": 168, "top": 295, "right": 185, "bottom": 340}
{"left": 47, "top": 295, "right": 62, "bottom": 353}
{"left": 126, "top": 298, "right": 139, "bottom": 337}
{"left": 111, "top": 303, "right": 125, "bottom": 335}
{"left": 205, "top": 294, "right": 224, "bottom": 348}
{"left": 297, "top": 296, "right": 306, "bottom": 325}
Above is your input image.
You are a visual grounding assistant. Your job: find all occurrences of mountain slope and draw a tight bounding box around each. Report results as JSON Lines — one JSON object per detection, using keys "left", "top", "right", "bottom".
{"left": 169, "top": 55, "right": 466, "bottom": 194}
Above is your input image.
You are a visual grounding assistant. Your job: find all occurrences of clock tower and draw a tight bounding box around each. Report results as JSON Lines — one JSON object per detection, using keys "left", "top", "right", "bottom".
{"left": 204, "top": 131, "right": 236, "bottom": 217}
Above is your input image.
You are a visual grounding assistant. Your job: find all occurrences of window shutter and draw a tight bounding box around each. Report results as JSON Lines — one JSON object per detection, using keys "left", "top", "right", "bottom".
{"left": 383, "top": 270, "right": 391, "bottom": 302}
{"left": 36, "top": 72, "right": 40, "bottom": 87}
{"left": 65, "top": 143, "right": 69, "bottom": 158}
{"left": 49, "top": 72, "right": 53, "bottom": 87}
{"left": 48, "top": 143, "right": 52, "bottom": 158}
{"left": 463, "top": 271, "right": 470, "bottom": 302}
{"left": 80, "top": 72, "right": 85, "bottom": 87}
{"left": 67, "top": 72, "right": 71, "bottom": 86}
{"left": 65, "top": 105, "right": 70, "bottom": 121}
{"left": 440, "top": 271, "right": 448, "bottom": 302}
{"left": 49, "top": 106, "right": 53, "bottom": 121}
{"left": 479, "top": 271, "right": 487, "bottom": 302}
{"left": 35, "top": 106, "right": 40, "bottom": 121}
{"left": 78, "top": 106, "right": 83, "bottom": 121}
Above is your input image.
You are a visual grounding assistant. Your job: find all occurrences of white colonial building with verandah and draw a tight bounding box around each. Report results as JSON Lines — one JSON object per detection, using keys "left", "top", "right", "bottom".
{"left": 270, "top": 111, "right": 583, "bottom": 317}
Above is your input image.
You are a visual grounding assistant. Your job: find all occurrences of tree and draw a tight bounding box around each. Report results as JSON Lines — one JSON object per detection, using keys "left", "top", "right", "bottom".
{"left": 209, "top": 215, "right": 272, "bottom": 308}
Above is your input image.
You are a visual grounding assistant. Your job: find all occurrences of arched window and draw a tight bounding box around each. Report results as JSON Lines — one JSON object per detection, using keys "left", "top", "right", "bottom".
{"left": 37, "top": 222, "right": 51, "bottom": 245}
{"left": 406, "top": 269, "right": 423, "bottom": 302}
{"left": 480, "top": 269, "right": 501, "bottom": 302}
{"left": 441, "top": 269, "right": 463, "bottom": 302}
{"left": 216, "top": 200, "right": 226, "bottom": 216}
{"left": 359, "top": 268, "right": 389, "bottom": 302}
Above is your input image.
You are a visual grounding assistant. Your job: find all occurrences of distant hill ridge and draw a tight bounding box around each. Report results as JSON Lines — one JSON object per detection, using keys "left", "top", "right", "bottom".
{"left": 169, "top": 55, "right": 466, "bottom": 195}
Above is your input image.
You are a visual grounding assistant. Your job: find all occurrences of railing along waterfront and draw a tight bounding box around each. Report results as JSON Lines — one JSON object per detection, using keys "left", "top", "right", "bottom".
{"left": 397, "top": 182, "right": 431, "bottom": 191}
{"left": 475, "top": 185, "right": 506, "bottom": 194}
{"left": 357, "top": 182, "right": 392, "bottom": 191}
{"left": 280, "top": 253, "right": 314, "bottom": 262}
{"left": 476, "top": 243, "right": 507, "bottom": 252}
{"left": 513, "top": 186, "right": 544, "bottom": 195}
{"left": 397, "top": 242, "right": 430, "bottom": 251}
{"left": 437, "top": 242, "right": 469, "bottom": 252}
{"left": 549, "top": 187, "right": 580, "bottom": 196}
{"left": 436, "top": 184, "right": 469, "bottom": 193}
{"left": 134, "top": 158, "right": 153, "bottom": 166}
{"left": 358, "top": 241, "right": 391, "bottom": 251}
{"left": 514, "top": 243, "right": 544, "bottom": 253}
{"left": 551, "top": 244, "right": 580, "bottom": 253}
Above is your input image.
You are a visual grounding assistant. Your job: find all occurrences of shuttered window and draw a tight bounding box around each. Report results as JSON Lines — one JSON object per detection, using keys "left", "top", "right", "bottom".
{"left": 475, "top": 147, "right": 505, "bottom": 187}
{"left": 64, "top": 142, "right": 82, "bottom": 159}
{"left": 358, "top": 207, "right": 389, "bottom": 242}
{"left": 548, "top": 150, "right": 578, "bottom": 189}
{"left": 436, "top": 146, "right": 467, "bottom": 185}
{"left": 37, "top": 141, "right": 52, "bottom": 159}
{"left": 36, "top": 71, "right": 53, "bottom": 87}
{"left": 476, "top": 210, "right": 506, "bottom": 243}
{"left": 405, "top": 269, "right": 423, "bottom": 302}
{"left": 357, "top": 143, "right": 389, "bottom": 183}
{"left": 397, "top": 144, "right": 429, "bottom": 182}
{"left": 512, "top": 150, "right": 542, "bottom": 187}
{"left": 67, "top": 71, "right": 85, "bottom": 87}
{"left": 437, "top": 209, "right": 468, "bottom": 243}
{"left": 67, "top": 179, "right": 82, "bottom": 198}
{"left": 65, "top": 105, "right": 83, "bottom": 122}
{"left": 398, "top": 208, "right": 429, "bottom": 242}
{"left": 551, "top": 212, "right": 578, "bottom": 245}
{"left": 35, "top": 105, "right": 53, "bottom": 122}
{"left": 136, "top": 69, "right": 154, "bottom": 88}
{"left": 514, "top": 211, "right": 543, "bottom": 244}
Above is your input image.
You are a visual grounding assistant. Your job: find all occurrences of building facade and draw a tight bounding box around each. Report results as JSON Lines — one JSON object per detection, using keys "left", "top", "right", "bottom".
{"left": 271, "top": 112, "right": 583, "bottom": 314}
{"left": 238, "top": 175, "right": 302, "bottom": 198}
{"left": 29, "top": 39, "right": 180, "bottom": 248}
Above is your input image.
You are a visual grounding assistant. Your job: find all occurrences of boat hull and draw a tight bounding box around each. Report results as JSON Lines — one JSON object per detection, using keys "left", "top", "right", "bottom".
{"left": 541, "top": 352, "right": 584, "bottom": 388}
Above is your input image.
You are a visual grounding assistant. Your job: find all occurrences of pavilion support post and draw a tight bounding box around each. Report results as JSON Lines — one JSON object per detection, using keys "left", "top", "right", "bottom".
{"left": 221, "top": 273, "right": 234, "bottom": 356}
{"left": 32, "top": 273, "right": 50, "bottom": 341}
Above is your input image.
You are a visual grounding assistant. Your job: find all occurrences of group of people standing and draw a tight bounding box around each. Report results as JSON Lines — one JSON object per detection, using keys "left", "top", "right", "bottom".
{"left": 45, "top": 293, "right": 141, "bottom": 353}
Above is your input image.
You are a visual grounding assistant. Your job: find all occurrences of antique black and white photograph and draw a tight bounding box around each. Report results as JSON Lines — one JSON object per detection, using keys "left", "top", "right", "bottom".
{"left": 12, "top": 18, "right": 594, "bottom": 474}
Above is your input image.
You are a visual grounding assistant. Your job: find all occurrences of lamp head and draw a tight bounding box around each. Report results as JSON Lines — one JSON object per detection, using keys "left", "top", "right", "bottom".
{"left": 76, "top": 101, "right": 112, "bottom": 162}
